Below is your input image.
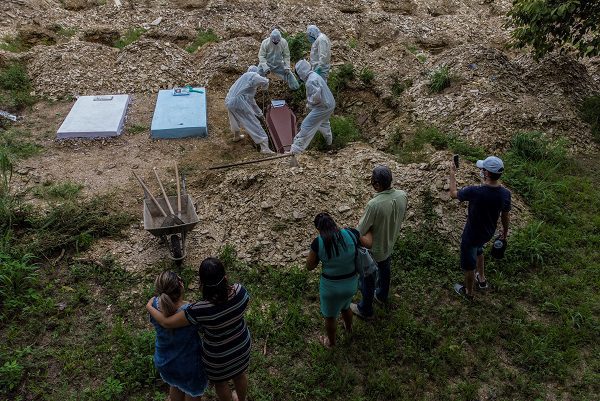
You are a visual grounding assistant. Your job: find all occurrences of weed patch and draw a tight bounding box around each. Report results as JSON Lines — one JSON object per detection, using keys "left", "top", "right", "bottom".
{"left": 310, "top": 115, "right": 362, "bottom": 151}
{"left": 186, "top": 29, "right": 219, "bottom": 53}
{"left": 359, "top": 67, "right": 374, "bottom": 85}
{"left": 388, "top": 125, "right": 484, "bottom": 163}
{"left": 114, "top": 27, "right": 147, "bottom": 49}
{"left": 328, "top": 63, "right": 355, "bottom": 98}
{"left": 0, "top": 63, "right": 36, "bottom": 111}
{"left": 391, "top": 77, "right": 413, "bottom": 97}
{"left": 0, "top": 36, "right": 28, "bottom": 53}
{"left": 33, "top": 181, "right": 83, "bottom": 200}
{"left": 428, "top": 65, "right": 451, "bottom": 93}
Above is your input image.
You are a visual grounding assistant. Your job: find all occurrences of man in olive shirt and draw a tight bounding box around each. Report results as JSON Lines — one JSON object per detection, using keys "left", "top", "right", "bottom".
{"left": 351, "top": 165, "right": 408, "bottom": 319}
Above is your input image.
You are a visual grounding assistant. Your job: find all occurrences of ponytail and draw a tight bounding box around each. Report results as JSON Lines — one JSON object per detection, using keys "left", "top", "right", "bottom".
{"left": 154, "top": 271, "right": 183, "bottom": 317}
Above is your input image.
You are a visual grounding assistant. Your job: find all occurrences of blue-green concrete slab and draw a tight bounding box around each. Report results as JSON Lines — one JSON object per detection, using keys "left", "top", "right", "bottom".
{"left": 151, "top": 88, "right": 207, "bottom": 139}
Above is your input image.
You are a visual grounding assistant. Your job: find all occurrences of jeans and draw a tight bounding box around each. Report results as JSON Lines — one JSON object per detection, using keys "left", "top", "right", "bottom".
{"left": 358, "top": 256, "right": 391, "bottom": 316}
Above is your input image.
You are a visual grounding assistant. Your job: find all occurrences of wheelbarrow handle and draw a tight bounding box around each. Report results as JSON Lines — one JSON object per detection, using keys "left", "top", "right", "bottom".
{"left": 132, "top": 171, "right": 168, "bottom": 217}
{"left": 153, "top": 167, "right": 176, "bottom": 215}
{"left": 175, "top": 164, "right": 182, "bottom": 218}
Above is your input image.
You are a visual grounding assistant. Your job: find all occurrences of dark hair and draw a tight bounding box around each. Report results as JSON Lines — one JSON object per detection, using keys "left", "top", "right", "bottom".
{"left": 371, "top": 165, "right": 393, "bottom": 189}
{"left": 487, "top": 170, "right": 502, "bottom": 181}
{"left": 314, "top": 212, "right": 347, "bottom": 259}
{"left": 199, "top": 257, "right": 230, "bottom": 305}
{"left": 155, "top": 271, "right": 183, "bottom": 317}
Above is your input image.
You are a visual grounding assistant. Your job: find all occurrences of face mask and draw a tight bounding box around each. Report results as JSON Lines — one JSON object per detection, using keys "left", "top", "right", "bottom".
{"left": 272, "top": 39, "right": 280, "bottom": 45}
{"left": 308, "top": 35, "right": 316, "bottom": 44}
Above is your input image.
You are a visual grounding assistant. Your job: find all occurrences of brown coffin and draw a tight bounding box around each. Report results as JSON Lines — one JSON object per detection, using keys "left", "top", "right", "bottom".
{"left": 266, "top": 104, "right": 297, "bottom": 153}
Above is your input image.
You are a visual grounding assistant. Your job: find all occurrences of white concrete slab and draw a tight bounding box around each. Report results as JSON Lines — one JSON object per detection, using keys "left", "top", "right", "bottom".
{"left": 57, "top": 95, "right": 130, "bottom": 139}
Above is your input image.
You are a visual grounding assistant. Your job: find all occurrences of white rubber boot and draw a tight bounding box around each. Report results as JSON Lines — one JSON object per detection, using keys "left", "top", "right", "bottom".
{"left": 232, "top": 131, "right": 243, "bottom": 142}
{"left": 259, "top": 141, "right": 275, "bottom": 154}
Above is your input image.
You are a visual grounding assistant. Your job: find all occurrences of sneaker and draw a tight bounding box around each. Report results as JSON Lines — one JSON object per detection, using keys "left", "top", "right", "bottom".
{"left": 453, "top": 283, "right": 474, "bottom": 301}
{"left": 350, "top": 303, "right": 374, "bottom": 320}
{"left": 475, "top": 272, "right": 489, "bottom": 290}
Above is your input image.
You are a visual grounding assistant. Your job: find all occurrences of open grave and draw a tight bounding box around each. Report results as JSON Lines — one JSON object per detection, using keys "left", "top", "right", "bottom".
{"left": 151, "top": 87, "right": 208, "bottom": 139}
{"left": 56, "top": 94, "right": 130, "bottom": 139}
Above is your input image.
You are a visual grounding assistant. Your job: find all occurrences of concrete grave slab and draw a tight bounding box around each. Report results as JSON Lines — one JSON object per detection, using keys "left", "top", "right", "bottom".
{"left": 56, "top": 95, "right": 131, "bottom": 139}
{"left": 151, "top": 88, "right": 208, "bottom": 139}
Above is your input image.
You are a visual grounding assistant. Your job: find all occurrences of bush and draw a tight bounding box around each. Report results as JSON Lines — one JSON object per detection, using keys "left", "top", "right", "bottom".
{"left": 328, "top": 63, "right": 355, "bottom": 97}
{"left": 359, "top": 67, "right": 375, "bottom": 85}
{"left": 186, "top": 29, "right": 219, "bottom": 53}
{"left": 0, "top": 63, "right": 36, "bottom": 110}
{"left": 310, "top": 115, "right": 361, "bottom": 151}
{"left": 114, "top": 27, "right": 146, "bottom": 49}
{"left": 428, "top": 66, "right": 451, "bottom": 93}
{"left": 580, "top": 95, "right": 600, "bottom": 143}
{"left": 283, "top": 32, "right": 311, "bottom": 64}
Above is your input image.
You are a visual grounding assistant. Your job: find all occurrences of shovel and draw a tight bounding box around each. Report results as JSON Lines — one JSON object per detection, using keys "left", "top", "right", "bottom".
{"left": 153, "top": 167, "right": 185, "bottom": 227}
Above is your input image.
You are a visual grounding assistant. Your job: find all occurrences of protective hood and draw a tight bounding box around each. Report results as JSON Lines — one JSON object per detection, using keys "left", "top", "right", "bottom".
{"left": 307, "top": 25, "right": 320, "bottom": 42}
{"left": 270, "top": 29, "right": 282, "bottom": 43}
{"left": 295, "top": 59, "right": 311, "bottom": 81}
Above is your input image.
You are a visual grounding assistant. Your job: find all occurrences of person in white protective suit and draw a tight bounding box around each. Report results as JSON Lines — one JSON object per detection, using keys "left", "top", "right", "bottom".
{"left": 258, "top": 29, "right": 300, "bottom": 90}
{"left": 306, "top": 25, "right": 331, "bottom": 81}
{"left": 225, "top": 66, "right": 275, "bottom": 154}
{"left": 290, "top": 60, "right": 335, "bottom": 154}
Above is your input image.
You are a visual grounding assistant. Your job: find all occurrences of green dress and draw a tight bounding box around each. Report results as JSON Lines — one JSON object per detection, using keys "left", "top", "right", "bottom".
{"left": 311, "top": 228, "right": 359, "bottom": 318}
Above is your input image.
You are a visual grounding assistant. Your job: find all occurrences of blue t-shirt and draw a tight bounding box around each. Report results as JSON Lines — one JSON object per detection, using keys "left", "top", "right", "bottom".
{"left": 458, "top": 185, "right": 511, "bottom": 245}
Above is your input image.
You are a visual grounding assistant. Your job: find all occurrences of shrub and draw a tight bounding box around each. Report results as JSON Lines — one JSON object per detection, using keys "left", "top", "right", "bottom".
{"left": 328, "top": 63, "right": 355, "bottom": 96}
{"left": 0, "top": 36, "right": 28, "bottom": 53}
{"left": 114, "top": 27, "right": 146, "bottom": 49}
{"left": 428, "top": 65, "right": 451, "bottom": 93}
{"left": 310, "top": 115, "right": 361, "bottom": 151}
{"left": 0, "top": 360, "right": 23, "bottom": 393}
{"left": 283, "top": 32, "right": 311, "bottom": 64}
{"left": 0, "top": 63, "right": 36, "bottom": 110}
{"left": 391, "top": 77, "right": 412, "bottom": 97}
{"left": 359, "top": 67, "right": 375, "bottom": 85}
{"left": 580, "top": 95, "right": 600, "bottom": 143}
{"left": 186, "top": 29, "right": 219, "bottom": 53}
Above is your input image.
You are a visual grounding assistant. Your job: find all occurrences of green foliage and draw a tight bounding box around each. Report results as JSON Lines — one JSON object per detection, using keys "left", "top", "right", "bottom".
{"left": 186, "top": 29, "right": 219, "bottom": 53}
{"left": 359, "top": 67, "right": 375, "bottom": 85}
{"left": 328, "top": 63, "right": 355, "bottom": 97}
{"left": 580, "top": 95, "right": 600, "bottom": 142}
{"left": 0, "top": 63, "right": 36, "bottom": 110}
{"left": 283, "top": 32, "right": 311, "bottom": 63}
{"left": 348, "top": 37, "right": 358, "bottom": 49}
{"left": 391, "top": 77, "right": 413, "bottom": 97}
{"left": 0, "top": 130, "right": 42, "bottom": 159}
{"left": 508, "top": 0, "right": 600, "bottom": 59}
{"left": 114, "top": 27, "right": 146, "bottom": 49}
{"left": 0, "top": 254, "right": 38, "bottom": 320}
{"left": 389, "top": 125, "right": 484, "bottom": 163}
{"left": 0, "top": 36, "right": 28, "bottom": 53}
{"left": 127, "top": 124, "right": 148, "bottom": 135}
{"left": 428, "top": 65, "right": 451, "bottom": 93}
{"left": 0, "top": 360, "right": 24, "bottom": 392}
{"left": 310, "top": 115, "right": 362, "bottom": 151}
{"left": 416, "top": 53, "right": 427, "bottom": 63}
{"left": 54, "top": 25, "right": 77, "bottom": 38}
{"left": 33, "top": 181, "right": 83, "bottom": 200}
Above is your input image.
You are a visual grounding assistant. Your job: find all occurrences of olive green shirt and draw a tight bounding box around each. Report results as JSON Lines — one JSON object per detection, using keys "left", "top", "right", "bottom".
{"left": 357, "top": 189, "right": 408, "bottom": 262}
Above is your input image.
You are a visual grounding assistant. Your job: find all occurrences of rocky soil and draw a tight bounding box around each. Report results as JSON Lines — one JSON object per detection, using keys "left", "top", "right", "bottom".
{"left": 0, "top": 0, "right": 597, "bottom": 268}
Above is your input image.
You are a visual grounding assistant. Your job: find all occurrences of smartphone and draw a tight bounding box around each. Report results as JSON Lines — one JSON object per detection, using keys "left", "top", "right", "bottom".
{"left": 453, "top": 154, "right": 459, "bottom": 168}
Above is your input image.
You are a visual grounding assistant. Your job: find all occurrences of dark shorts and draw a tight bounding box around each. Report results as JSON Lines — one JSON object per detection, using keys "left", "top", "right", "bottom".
{"left": 460, "top": 240, "right": 484, "bottom": 271}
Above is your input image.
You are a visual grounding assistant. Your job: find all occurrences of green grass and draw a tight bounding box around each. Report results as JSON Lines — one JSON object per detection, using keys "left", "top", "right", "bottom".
{"left": 283, "top": 32, "right": 311, "bottom": 63}
{"left": 359, "top": 67, "right": 374, "bottom": 85}
{"left": 0, "top": 36, "right": 28, "bottom": 52}
{"left": 33, "top": 181, "right": 83, "bottom": 200}
{"left": 391, "top": 77, "right": 412, "bottom": 97}
{"left": 127, "top": 124, "right": 148, "bottom": 135}
{"left": 185, "top": 29, "right": 219, "bottom": 53}
{"left": 114, "top": 27, "right": 147, "bottom": 49}
{"left": 348, "top": 37, "right": 358, "bottom": 49}
{"left": 310, "top": 115, "right": 362, "bottom": 151}
{"left": 388, "top": 125, "right": 485, "bottom": 163}
{"left": 428, "top": 65, "right": 451, "bottom": 93}
{"left": 580, "top": 95, "right": 600, "bottom": 143}
{"left": 0, "top": 63, "right": 36, "bottom": 111}
{"left": 1, "top": 128, "right": 598, "bottom": 400}
{"left": 328, "top": 63, "right": 355, "bottom": 98}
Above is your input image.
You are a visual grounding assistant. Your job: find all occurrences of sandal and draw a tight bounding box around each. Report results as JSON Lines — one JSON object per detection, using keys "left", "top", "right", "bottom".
{"left": 319, "top": 335, "right": 333, "bottom": 348}
{"left": 475, "top": 272, "right": 489, "bottom": 290}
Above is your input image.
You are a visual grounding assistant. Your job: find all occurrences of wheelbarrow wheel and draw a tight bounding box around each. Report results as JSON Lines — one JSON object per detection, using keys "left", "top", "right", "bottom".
{"left": 170, "top": 235, "right": 183, "bottom": 266}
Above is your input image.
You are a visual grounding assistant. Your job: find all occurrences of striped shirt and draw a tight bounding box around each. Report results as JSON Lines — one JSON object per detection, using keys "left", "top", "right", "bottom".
{"left": 185, "top": 284, "right": 251, "bottom": 382}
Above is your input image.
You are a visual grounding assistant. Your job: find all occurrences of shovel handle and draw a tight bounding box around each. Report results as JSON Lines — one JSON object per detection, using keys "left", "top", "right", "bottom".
{"left": 132, "top": 171, "right": 167, "bottom": 217}
{"left": 175, "top": 164, "right": 181, "bottom": 217}
{"left": 153, "top": 168, "right": 176, "bottom": 215}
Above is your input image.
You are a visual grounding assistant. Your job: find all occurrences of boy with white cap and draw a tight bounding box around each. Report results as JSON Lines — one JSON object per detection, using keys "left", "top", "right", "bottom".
{"left": 449, "top": 156, "right": 511, "bottom": 299}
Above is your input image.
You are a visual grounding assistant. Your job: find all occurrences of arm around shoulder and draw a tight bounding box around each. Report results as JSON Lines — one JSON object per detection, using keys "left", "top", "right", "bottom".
{"left": 146, "top": 297, "right": 190, "bottom": 329}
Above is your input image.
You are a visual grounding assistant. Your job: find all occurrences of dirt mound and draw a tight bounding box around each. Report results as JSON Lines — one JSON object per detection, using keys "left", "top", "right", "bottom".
{"left": 82, "top": 27, "right": 120, "bottom": 46}
{"left": 406, "top": 45, "right": 600, "bottom": 151}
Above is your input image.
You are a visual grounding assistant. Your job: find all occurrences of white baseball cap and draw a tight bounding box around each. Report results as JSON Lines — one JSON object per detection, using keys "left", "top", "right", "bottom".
{"left": 476, "top": 156, "right": 504, "bottom": 174}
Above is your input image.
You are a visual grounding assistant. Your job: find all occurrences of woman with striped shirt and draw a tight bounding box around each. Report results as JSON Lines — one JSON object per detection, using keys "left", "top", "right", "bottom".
{"left": 147, "top": 258, "right": 251, "bottom": 401}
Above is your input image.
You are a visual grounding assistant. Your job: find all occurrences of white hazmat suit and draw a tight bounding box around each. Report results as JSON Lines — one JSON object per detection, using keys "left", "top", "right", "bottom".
{"left": 258, "top": 29, "right": 300, "bottom": 90}
{"left": 225, "top": 66, "right": 275, "bottom": 154}
{"left": 307, "top": 25, "right": 331, "bottom": 81}
{"left": 290, "top": 60, "right": 335, "bottom": 154}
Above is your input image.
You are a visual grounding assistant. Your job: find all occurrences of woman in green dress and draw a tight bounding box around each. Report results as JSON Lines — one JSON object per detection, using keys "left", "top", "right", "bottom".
{"left": 306, "top": 212, "right": 367, "bottom": 347}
